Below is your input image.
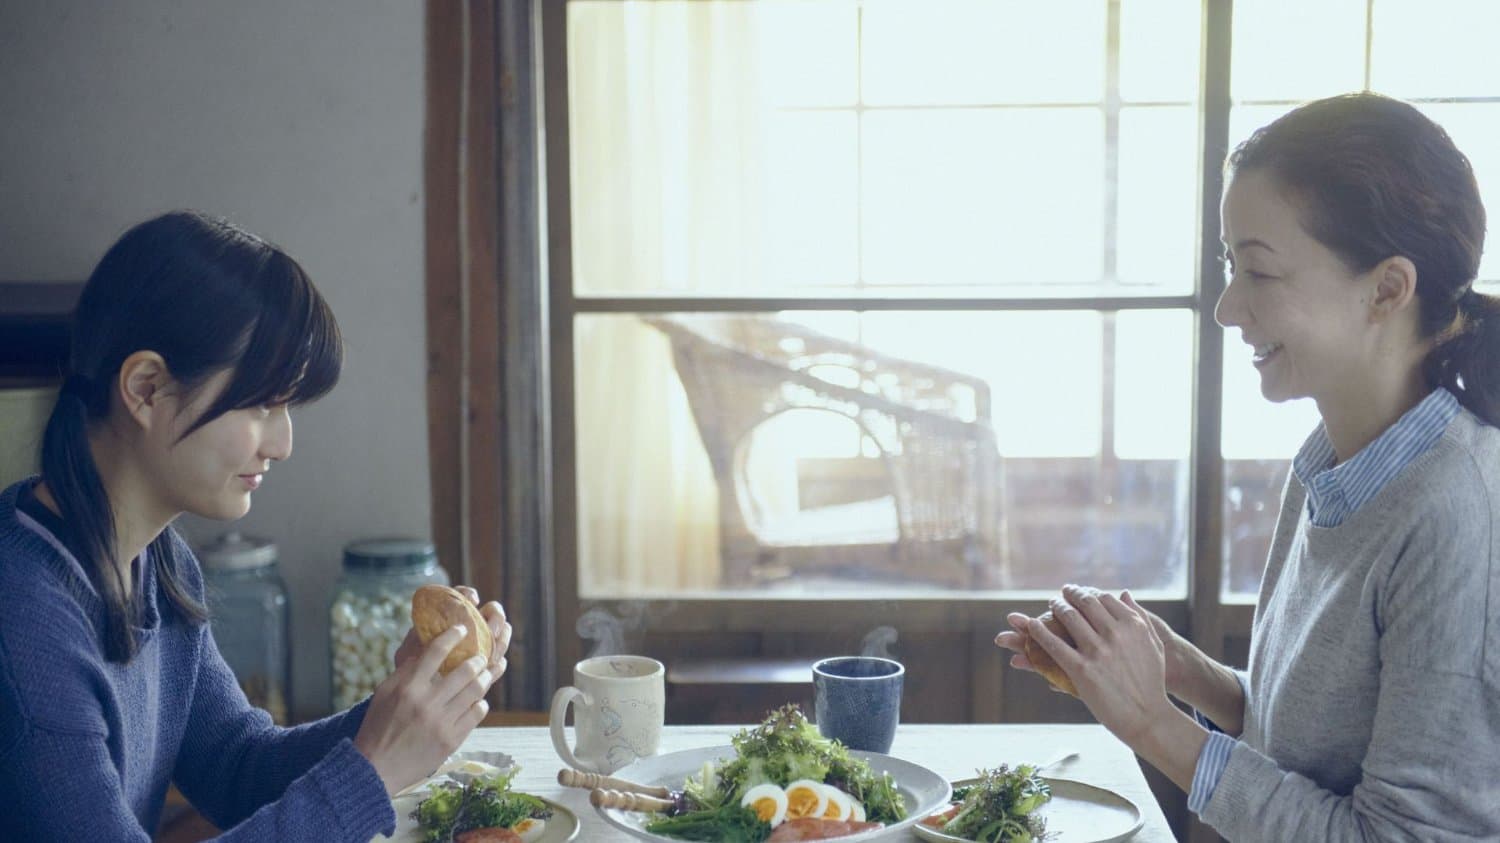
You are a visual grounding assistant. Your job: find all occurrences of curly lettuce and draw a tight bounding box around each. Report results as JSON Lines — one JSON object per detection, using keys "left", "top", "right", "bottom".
{"left": 412, "top": 768, "right": 552, "bottom": 843}
{"left": 941, "top": 765, "right": 1052, "bottom": 843}
{"left": 715, "top": 704, "right": 907, "bottom": 825}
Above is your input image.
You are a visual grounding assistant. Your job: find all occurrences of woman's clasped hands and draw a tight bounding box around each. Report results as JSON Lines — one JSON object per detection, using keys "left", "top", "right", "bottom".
{"left": 996, "top": 585, "right": 1176, "bottom": 745}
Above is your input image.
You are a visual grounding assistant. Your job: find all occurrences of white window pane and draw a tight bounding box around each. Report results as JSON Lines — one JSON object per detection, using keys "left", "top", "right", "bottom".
{"left": 1220, "top": 332, "right": 1320, "bottom": 460}
{"left": 764, "top": 111, "right": 860, "bottom": 286}
{"left": 577, "top": 312, "right": 1185, "bottom": 596}
{"left": 568, "top": 0, "right": 773, "bottom": 295}
{"left": 1415, "top": 104, "right": 1500, "bottom": 284}
{"left": 1120, "top": 0, "right": 1202, "bottom": 103}
{"left": 862, "top": 311, "right": 1104, "bottom": 457}
{"left": 759, "top": 0, "right": 859, "bottom": 107}
{"left": 861, "top": 0, "right": 1106, "bottom": 105}
{"left": 1116, "top": 106, "right": 1197, "bottom": 290}
{"left": 1230, "top": 0, "right": 1366, "bottom": 102}
{"left": 1371, "top": 0, "right": 1500, "bottom": 99}
{"left": 1115, "top": 311, "right": 1193, "bottom": 459}
{"left": 862, "top": 109, "right": 1104, "bottom": 287}
{"left": 1223, "top": 457, "right": 1290, "bottom": 595}
{"left": 574, "top": 314, "right": 721, "bottom": 595}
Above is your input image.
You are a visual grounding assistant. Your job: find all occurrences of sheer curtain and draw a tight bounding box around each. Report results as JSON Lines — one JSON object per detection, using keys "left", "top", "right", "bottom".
{"left": 569, "top": 2, "right": 771, "bottom": 594}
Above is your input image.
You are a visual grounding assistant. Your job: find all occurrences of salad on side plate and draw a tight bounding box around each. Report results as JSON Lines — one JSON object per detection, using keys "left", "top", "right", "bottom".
{"left": 919, "top": 765, "right": 1053, "bottom": 843}
{"left": 412, "top": 766, "right": 554, "bottom": 843}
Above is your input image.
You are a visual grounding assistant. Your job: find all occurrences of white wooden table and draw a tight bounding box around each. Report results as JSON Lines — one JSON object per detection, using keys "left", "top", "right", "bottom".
{"left": 420, "top": 723, "right": 1174, "bottom": 842}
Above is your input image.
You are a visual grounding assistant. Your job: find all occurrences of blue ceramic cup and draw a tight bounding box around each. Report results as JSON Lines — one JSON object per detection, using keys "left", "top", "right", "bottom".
{"left": 812, "top": 656, "right": 904, "bottom": 754}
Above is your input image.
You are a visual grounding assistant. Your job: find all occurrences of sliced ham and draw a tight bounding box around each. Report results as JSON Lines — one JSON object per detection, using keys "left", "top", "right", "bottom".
{"left": 767, "top": 817, "right": 884, "bottom": 841}
{"left": 921, "top": 803, "right": 961, "bottom": 828}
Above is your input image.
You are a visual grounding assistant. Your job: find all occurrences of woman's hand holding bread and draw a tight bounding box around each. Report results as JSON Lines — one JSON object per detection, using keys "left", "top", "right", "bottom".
{"left": 1026, "top": 587, "right": 1172, "bottom": 743}
{"left": 996, "top": 587, "right": 1187, "bottom": 694}
{"left": 995, "top": 586, "right": 1246, "bottom": 739}
{"left": 354, "top": 585, "right": 513, "bottom": 797}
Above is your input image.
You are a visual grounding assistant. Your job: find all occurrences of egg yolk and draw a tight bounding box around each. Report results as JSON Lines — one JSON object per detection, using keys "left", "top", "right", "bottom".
{"left": 822, "top": 799, "right": 843, "bottom": 819}
{"left": 785, "top": 786, "right": 822, "bottom": 819}
{"left": 750, "top": 797, "right": 780, "bottom": 823}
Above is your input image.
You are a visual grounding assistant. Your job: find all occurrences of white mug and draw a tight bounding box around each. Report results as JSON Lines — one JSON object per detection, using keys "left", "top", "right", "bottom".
{"left": 550, "top": 655, "right": 665, "bottom": 774}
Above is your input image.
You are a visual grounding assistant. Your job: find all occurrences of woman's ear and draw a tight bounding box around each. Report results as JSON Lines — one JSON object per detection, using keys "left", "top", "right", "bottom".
{"left": 1367, "top": 255, "right": 1418, "bottom": 324}
{"left": 116, "top": 351, "right": 173, "bottom": 431}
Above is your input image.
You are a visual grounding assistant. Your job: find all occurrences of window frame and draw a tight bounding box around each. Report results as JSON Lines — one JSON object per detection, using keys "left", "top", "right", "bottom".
{"left": 531, "top": 0, "right": 1241, "bottom": 691}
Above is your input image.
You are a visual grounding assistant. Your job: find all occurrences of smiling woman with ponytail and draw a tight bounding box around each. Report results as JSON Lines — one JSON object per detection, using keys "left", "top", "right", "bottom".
{"left": 0, "top": 211, "right": 513, "bottom": 841}
{"left": 997, "top": 93, "right": 1500, "bottom": 840}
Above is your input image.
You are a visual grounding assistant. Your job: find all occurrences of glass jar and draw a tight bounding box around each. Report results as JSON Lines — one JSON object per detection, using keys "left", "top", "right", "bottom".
{"left": 200, "top": 532, "right": 291, "bottom": 724}
{"left": 328, "top": 538, "right": 448, "bottom": 710}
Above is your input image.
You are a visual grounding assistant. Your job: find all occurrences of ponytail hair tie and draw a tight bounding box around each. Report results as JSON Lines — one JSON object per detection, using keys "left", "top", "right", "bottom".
{"left": 1458, "top": 288, "right": 1495, "bottom": 323}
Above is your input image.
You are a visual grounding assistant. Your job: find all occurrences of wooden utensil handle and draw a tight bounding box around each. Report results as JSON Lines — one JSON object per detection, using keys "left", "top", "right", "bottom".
{"left": 557, "top": 768, "right": 672, "bottom": 798}
{"left": 590, "top": 788, "right": 675, "bottom": 813}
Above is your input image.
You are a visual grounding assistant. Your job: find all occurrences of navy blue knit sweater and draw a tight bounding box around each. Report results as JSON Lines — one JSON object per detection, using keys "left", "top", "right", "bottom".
{"left": 0, "top": 479, "right": 396, "bottom": 841}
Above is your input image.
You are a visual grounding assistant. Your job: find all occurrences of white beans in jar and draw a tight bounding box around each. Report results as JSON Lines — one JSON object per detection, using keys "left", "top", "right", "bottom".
{"left": 329, "top": 590, "right": 409, "bottom": 709}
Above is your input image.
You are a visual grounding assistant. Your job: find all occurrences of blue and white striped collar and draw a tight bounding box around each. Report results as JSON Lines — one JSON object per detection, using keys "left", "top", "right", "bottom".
{"left": 1293, "top": 387, "right": 1459, "bottom": 528}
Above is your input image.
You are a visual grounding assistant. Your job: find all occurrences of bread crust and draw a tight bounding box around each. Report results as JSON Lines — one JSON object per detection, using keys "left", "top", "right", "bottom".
{"left": 411, "top": 584, "right": 492, "bottom": 674}
{"left": 1023, "top": 611, "right": 1078, "bottom": 696}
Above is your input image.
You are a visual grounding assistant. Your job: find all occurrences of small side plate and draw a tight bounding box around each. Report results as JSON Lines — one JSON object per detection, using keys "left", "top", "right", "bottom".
{"left": 389, "top": 793, "right": 580, "bottom": 843}
{"left": 913, "top": 777, "right": 1142, "bottom": 843}
{"left": 386, "top": 750, "right": 579, "bottom": 843}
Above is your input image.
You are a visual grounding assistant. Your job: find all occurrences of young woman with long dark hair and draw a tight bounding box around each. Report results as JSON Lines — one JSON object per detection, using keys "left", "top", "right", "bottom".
{"left": 0, "top": 210, "right": 512, "bottom": 841}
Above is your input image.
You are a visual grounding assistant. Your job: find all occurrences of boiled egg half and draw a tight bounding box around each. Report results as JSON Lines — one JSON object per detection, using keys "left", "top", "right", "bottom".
{"left": 819, "top": 785, "right": 855, "bottom": 821}
{"left": 512, "top": 817, "right": 546, "bottom": 842}
{"left": 782, "top": 779, "right": 830, "bottom": 821}
{"left": 740, "top": 783, "right": 789, "bottom": 827}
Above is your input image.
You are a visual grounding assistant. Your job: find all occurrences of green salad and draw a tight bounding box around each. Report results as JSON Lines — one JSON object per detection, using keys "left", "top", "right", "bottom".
{"left": 411, "top": 767, "right": 552, "bottom": 843}
{"left": 642, "top": 704, "right": 907, "bottom": 842}
{"left": 934, "top": 765, "right": 1052, "bottom": 843}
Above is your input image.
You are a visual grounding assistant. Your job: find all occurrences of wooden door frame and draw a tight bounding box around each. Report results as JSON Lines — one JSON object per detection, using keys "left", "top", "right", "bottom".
{"left": 425, "top": 0, "right": 554, "bottom": 709}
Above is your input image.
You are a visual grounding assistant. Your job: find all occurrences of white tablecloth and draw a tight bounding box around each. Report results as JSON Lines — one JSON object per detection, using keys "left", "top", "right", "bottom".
{"left": 384, "top": 723, "right": 1174, "bottom": 842}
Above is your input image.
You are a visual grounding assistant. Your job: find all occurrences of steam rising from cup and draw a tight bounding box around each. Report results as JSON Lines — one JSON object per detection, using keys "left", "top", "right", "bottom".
{"left": 860, "top": 625, "right": 898, "bottom": 660}
{"left": 575, "top": 602, "right": 654, "bottom": 658}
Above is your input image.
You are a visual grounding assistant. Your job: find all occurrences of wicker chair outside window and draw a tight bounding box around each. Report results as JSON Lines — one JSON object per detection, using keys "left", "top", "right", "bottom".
{"left": 645, "top": 314, "right": 1008, "bottom": 589}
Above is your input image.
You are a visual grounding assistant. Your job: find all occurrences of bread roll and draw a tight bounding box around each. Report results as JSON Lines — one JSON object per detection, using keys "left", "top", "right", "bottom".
{"left": 411, "top": 584, "right": 492, "bottom": 674}
{"left": 1023, "top": 611, "right": 1077, "bottom": 696}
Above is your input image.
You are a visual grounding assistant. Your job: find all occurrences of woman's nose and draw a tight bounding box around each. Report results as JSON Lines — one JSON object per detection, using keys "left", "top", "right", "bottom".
{"left": 1214, "top": 279, "right": 1246, "bottom": 329}
{"left": 263, "top": 407, "right": 293, "bottom": 462}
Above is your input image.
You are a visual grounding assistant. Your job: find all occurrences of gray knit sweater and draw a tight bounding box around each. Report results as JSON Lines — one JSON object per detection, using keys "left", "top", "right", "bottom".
{"left": 1202, "top": 408, "right": 1500, "bottom": 840}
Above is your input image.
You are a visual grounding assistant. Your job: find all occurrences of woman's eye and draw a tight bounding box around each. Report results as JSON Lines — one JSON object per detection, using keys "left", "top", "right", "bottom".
{"left": 1225, "top": 263, "right": 1271, "bottom": 282}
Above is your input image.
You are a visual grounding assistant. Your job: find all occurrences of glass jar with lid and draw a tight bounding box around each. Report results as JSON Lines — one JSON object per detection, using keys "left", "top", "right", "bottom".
{"left": 199, "top": 532, "right": 291, "bottom": 724}
{"left": 328, "top": 537, "right": 448, "bottom": 711}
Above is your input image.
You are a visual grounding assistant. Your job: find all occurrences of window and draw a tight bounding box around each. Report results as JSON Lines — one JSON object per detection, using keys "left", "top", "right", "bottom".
{"left": 551, "top": 0, "right": 1500, "bottom": 603}
{"left": 565, "top": 0, "right": 1200, "bottom": 598}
